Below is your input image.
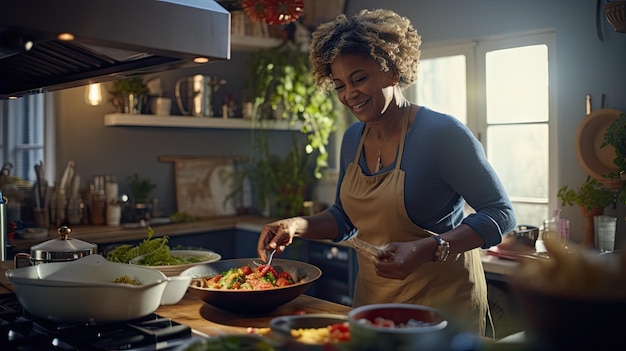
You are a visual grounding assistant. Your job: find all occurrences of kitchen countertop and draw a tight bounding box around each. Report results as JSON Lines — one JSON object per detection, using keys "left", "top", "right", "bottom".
{"left": 0, "top": 260, "right": 349, "bottom": 336}
{"left": 156, "top": 292, "right": 351, "bottom": 336}
{"left": 8, "top": 216, "right": 520, "bottom": 277}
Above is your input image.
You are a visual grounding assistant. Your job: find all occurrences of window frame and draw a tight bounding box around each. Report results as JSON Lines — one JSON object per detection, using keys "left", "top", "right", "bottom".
{"left": 413, "top": 31, "right": 558, "bottom": 226}
{"left": 0, "top": 93, "right": 55, "bottom": 183}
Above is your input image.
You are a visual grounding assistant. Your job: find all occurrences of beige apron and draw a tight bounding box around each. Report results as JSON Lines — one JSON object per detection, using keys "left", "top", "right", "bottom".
{"left": 339, "top": 111, "right": 488, "bottom": 335}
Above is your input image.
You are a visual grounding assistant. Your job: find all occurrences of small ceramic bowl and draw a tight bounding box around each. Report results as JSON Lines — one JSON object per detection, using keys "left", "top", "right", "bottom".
{"left": 160, "top": 275, "right": 192, "bottom": 305}
{"left": 269, "top": 314, "right": 350, "bottom": 350}
{"left": 348, "top": 303, "right": 453, "bottom": 351}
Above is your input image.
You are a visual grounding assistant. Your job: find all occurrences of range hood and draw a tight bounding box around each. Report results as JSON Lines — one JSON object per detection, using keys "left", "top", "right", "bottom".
{"left": 0, "top": 0, "right": 231, "bottom": 99}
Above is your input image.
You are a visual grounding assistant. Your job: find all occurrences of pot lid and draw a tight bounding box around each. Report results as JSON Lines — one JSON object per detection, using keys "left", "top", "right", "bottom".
{"left": 30, "top": 226, "right": 97, "bottom": 254}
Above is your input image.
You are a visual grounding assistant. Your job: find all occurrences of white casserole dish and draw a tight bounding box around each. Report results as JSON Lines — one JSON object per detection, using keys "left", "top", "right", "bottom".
{"left": 6, "top": 254, "right": 169, "bottom": 322}
{"left": 160, "top": 275, "right": 192, "bottom": 305}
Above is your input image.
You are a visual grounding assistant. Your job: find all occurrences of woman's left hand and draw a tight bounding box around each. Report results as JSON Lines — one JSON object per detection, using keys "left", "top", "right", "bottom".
{"left": 373, "top": 239, "right": 435, "bottom": 279}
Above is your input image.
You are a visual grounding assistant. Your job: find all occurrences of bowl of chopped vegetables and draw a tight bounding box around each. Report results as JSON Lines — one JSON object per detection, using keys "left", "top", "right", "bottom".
{"left": 347, "top": 303, "right": 454, "bottom": 351}
{"left": 269, "top": 314, "right": 350, "bottom": 350}
{"left": 181, "top": 258, "right": 322, "bottom": 314}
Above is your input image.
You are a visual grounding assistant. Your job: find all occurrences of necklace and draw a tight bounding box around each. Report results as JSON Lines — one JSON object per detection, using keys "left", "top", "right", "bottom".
{"left": 371, "top": 105, "right": 410, "bottom": 172}
{"left": 374, "top": 121, "right": 394, "bottom": 173}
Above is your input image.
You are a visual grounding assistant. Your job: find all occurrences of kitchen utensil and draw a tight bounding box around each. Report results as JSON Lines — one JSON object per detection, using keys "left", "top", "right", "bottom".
{"left": 174, "top": 75, "right": 225, "bottom": 117}
{"left": 254, "top": 248, "right": 276, "bottom": 267}
{"left": 575, "top": 106, "right": 623, "bottom": 182}
{"left": 13, "top": 226, "right": 97, "bottom": 267}
{"left": 181, "top": 258, "right": 322, "bottom": 314}
{"left": 347, "top": 303, "right": 454, "bottom": 351}
{"left": 5, "top": 254, "right": 169, "bottom": 322}
{"left": 270, "top": 313, "right": 350, "bottom": 350}
{"left": 502, "top": 224, "right": 540, "bottom": 249}
{"left": 0, "top": 191, "right": 6, "bottom": 262}
{"left": 129, "top": 249, "right": 222, "bottom": 276}
{"left": 348, "top": 235, "right": 391, "bottom": 258}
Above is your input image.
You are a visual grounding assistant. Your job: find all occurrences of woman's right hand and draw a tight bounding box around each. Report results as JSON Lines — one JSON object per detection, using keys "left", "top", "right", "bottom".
{"left": 256, "top": 219, "right": 298, "bottom": 262}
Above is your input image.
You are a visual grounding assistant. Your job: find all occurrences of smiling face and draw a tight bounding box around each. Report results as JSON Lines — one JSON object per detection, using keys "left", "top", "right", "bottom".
{"left": 330, "top": 54, "right": 399, "bottom": 123}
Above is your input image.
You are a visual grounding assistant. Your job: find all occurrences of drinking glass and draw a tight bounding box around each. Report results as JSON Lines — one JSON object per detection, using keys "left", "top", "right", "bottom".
{"left": 594, "top": 215, "right": 617, "bottom": 252}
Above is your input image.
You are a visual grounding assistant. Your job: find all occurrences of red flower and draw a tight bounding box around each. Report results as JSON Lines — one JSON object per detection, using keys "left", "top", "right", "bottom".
{"left": 242, "top": 0, "right": 304, "bottom": 25}
{"left": 242, "top": 0, "right": 267, "bottom": 23}
{"left": 264, "top": 0, "right": 304, "bottom": 25}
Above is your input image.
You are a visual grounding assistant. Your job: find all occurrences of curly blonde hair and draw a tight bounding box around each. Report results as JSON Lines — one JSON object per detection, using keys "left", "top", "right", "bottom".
{"left": 309, "top": 8, "right": 422, "bottom": 91}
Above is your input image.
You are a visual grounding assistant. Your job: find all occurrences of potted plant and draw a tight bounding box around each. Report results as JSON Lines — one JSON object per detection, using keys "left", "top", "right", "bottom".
{"left": 557, "top": 178, "right": 616, "bottom": 247}
{"left": 601, "top": 111, "right": 626, "bottom": 185}
{"left": 246, "top": 26, "right": 344, "bottom": 179}
{"left": 127, "top": 173, "right": 156, "bottom": 204}
{"left": 127, "top": 173, "right": 156, "bottom": 221}
{"left": 110, "top": 77, "right": 150, "bottom": 114}
{"left": 232, "top": 133, "right": 315, "bottom": 217}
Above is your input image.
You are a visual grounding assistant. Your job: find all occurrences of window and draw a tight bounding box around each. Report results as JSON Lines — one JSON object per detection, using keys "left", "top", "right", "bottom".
{"left": 0, "top": 94, "right": 48, "bottom": 183}
{"left": 412, "top": 32, "right": 556, "bottom": 228}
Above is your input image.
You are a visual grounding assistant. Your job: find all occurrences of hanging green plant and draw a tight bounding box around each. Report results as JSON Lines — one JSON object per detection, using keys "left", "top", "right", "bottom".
{"left": 246, "top": 37, "right": 343, "bottom": 179}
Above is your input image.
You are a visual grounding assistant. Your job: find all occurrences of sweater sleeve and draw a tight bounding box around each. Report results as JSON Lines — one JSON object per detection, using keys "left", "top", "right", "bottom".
{"left": 424, "top": 111, "right": 516, "bottom": 247}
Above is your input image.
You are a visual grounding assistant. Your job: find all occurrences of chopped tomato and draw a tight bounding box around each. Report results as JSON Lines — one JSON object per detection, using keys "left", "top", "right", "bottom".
{"left": 241, "top": 265, "right": 253, "bottom": 275}
{"left": 278, "top": 271, "right": 294, "bottom": 283}
{"left": 211, "top": 274, "right": 222, "bottom": 284}
{"left": 276, "top": 277, "right": 291, "bottom": 287}
{"left": 373, "top": 317, "right": 395, "bottom": 328}
{"left": 328, "top": 322, "right": 350, "bottom": 341}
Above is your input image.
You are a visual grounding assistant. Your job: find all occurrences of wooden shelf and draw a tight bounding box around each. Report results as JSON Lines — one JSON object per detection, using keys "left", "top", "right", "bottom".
{"left": 231, "top": 35, "right": 281, "bottom": 52}
{"left": 104, "top": 113, "right": 301, "bottom": 130}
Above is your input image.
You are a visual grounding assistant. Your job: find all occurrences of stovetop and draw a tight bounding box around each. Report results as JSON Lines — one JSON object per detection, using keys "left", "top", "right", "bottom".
{"left": 0, "top": 293, "right": 196, "bottom": 350}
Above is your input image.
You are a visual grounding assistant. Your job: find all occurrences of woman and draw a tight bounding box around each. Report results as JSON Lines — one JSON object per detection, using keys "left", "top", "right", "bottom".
{"left": 256, "top": 8, "right": 516, "bottom": 335}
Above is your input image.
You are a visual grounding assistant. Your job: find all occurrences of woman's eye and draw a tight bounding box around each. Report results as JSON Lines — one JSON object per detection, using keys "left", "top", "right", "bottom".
{"left": 354, "top": 76, "right": 367, "bottom": 83}
{"left": 334, "top": 84, "right": 345, "bottom": 91}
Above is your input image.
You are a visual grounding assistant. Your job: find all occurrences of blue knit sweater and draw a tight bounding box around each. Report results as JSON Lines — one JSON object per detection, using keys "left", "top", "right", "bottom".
{"left": 327, "top": 106, "right": 517, "bottom": 248}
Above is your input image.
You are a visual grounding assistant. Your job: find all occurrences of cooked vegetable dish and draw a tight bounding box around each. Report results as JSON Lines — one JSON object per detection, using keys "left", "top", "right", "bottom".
{"left": 191, "top": 264, "right": 295, "bottom": 290}
{"left": 290, "top": 322, "right": 350, "bottom": 344}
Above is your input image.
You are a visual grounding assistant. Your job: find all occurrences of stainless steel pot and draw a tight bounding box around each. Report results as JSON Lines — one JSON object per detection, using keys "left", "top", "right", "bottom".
{"left": 14, "top": 226, "right": 97, "bottom": 267}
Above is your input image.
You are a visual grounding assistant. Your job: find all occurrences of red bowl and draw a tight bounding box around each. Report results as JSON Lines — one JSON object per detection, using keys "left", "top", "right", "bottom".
{"left": 347, "top": 303, "right": 453, "bottom": 350}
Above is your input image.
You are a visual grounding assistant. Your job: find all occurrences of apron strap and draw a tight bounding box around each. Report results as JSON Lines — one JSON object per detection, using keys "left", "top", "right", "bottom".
{"left": 354, "top": 124, "right": 368, "bottom": 164}
{"left": 395, "top": 106, "right": 411, "bottom": 170}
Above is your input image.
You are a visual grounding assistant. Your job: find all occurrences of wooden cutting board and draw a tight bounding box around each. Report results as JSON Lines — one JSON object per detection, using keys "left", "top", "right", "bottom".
{"left": 159, "top": 155, "right": 247, "bottom": 218}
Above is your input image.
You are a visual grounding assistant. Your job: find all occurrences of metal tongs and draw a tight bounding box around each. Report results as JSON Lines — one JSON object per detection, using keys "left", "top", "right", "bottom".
{"left": 348, "top": 233, "right": 392, "bottom": 259}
